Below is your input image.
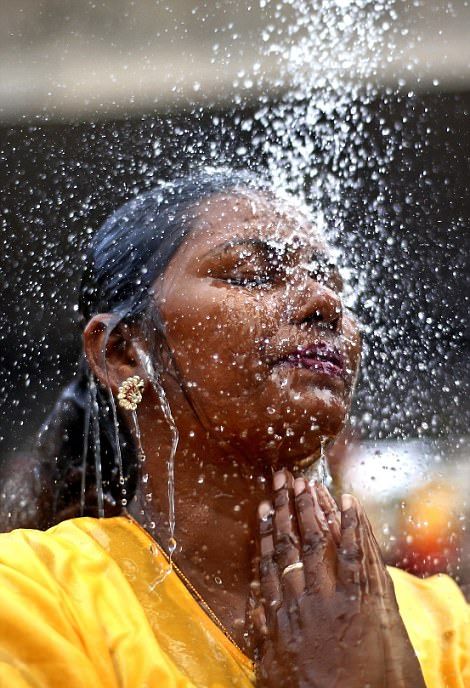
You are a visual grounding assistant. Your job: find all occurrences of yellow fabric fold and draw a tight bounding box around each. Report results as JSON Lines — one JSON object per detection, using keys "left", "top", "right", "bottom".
{"left": 0, "top": 515, "right": 467, "bottom": 687}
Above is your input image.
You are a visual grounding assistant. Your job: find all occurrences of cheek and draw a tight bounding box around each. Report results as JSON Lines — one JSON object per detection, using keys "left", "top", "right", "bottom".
{"left": 160, "top": 280, "right": 279, "bottom": 400}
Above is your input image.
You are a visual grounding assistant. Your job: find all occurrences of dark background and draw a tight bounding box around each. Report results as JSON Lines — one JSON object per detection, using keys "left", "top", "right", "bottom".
{"left": 1, "top": 90, "right": 469, "bottom": 458}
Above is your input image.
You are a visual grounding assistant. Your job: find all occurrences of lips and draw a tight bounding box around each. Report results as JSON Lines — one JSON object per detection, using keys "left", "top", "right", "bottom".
{"left": 276, "top": 341, "right": 345, "bottom": 378}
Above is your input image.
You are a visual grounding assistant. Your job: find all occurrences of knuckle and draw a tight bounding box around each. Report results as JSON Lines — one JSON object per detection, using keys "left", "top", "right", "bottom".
{"left": 322, "top": 507, "right": 336, "bottom": 522}
{"left": 259, "top": 556, "right": 277, "bottom": 579}
{"left": 259, "top": 519, "right": 273, "bottom": 536}
{"left": 339, "top": 543, "right": 361, "bottom": 565}
{"left": 338, "top": 544, "right": 362, "bottom": 571}
{"left": 274, "top": 533, "right": 298, "bottom": 560}
{"left": 301, "top": 531, "right": 326, "bottom": 556}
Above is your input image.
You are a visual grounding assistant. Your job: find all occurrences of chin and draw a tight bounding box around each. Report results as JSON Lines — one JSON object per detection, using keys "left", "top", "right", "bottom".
{"left": 285, "top": 380, "right": 349, "bottom": 434}
{"left": 304, "top": 391, "right": 349, "bottom": 436}
{"left": 276, "top": 418, "right": 345, "bottom": 467}
{"left": 254, "top": 396, "right": 349, "bottom": 469}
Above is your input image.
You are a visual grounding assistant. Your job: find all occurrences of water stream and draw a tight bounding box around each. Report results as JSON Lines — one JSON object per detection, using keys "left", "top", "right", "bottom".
{"left": 136, "top": 346, "right": 179, "bottom": 572}
{"left": 89, "top": 376, "right": 104, "bottom": 518}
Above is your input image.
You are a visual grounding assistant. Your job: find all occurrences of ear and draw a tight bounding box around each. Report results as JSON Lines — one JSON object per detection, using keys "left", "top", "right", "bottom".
{"left": 83, "top": 314, "right": 146, "bottom": 394}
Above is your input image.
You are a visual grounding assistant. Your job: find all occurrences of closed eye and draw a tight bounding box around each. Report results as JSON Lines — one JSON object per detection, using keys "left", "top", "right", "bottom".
{"left": 202, "top": 239, "right": 285, "bottom": 289}
{"left": 224, "top": 273, "right": 273, "bottom": 288}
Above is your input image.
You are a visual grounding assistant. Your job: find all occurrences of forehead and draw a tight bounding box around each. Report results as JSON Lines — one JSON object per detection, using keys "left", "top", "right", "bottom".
{"left": 179, "top": 191, "right": 329, "bottom": 257}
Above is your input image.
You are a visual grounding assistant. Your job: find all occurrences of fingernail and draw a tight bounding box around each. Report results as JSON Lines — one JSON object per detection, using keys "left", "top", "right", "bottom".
{"left": 258, "top": 501, "right": 272, "bottom": 520}
{"left": 341, "top": 493, "right": 354, "bottom": 510}
{"left": 273, "top": 470, "right": 286, "bottom": 491}
{"left": 294, "top": 478, "right": 305, "bottom": 496}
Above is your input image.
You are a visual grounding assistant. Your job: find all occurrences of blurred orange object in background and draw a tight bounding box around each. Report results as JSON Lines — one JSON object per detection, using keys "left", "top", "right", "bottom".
{"left": 394, "top": 481, "right": 461, "bottom": 577}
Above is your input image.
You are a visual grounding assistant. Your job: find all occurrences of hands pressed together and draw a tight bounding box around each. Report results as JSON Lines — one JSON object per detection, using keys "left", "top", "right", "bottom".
{"left": 251, "top": 471, "right": 426, "bottom": 688}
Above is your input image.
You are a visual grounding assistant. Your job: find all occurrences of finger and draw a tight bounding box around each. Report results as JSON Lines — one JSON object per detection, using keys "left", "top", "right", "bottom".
{"left": 357, "top": 502, "right": 385, "bottom": 598}
{"left": 316, "top": 482, "right": 341, "bottom": 545}
{"left": 251, "top": 604, "right": 268, "bottom": 643}
{"left": 357, "top": 503, "right": 405, "bottom": 672}
{"left": 278, "top": 596, "right": 302, "bottom": 643}
{"left": 272, "top": 470, "right": 300, "bottom": 572}
{"left": 294, "top": 478, "right": 332, "bottom": 592}
{"left": 272, "top": 471, "right": 306, "bottom": 602}
{"left": 258, "top": 500, "right": 282, "bottom": 627}
{"left": 344, "top": 499, "right": 395, "bottom": 608}
{"left": 338, "top": 494, "right": 367, "bottom": 604}
{"left": 359, "top": 503, "right": 395, "bottom": 603}
{"left": 351, "top": 498, "right": 394, "bottom": 602}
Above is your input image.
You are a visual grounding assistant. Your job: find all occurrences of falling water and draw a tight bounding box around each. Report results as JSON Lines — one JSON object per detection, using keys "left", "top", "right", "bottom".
{"left": 79, "top": 386, "right": 91, "bottom": 517}
{"left": 130, "top": 408, "right": 147, "bottom": 520}
{"left": 107, "top": 389, "right": 127, "bottom": 507}
{"left": 308, "top": 437, "right": 333, "bottom": 487}
{"left": 318, "top": 438, "right": 330, "bottom": 487}
{"left": 253, "top": 0, "right": 397, "bottom": 205}
{"left": 89, "top": 376, "right": 104, "bottom": 518}
{"left": 136, "top": 346, "right": 179, "bottom": 565}
{"left": 248, "top": 0, "right": 407, "bottom": 444}
{"left": 246, "top": 0, "right": 466, "bottom": 445}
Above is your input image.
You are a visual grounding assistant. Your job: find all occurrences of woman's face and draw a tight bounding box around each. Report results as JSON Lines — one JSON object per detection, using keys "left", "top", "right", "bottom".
{"left": 155, "top": 191, "right": 361, "bottom": 469}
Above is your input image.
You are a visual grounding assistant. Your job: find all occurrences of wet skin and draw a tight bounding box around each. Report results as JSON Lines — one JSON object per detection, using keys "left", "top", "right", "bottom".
{"left": 84, "top": 192, "right": 424, "bottom": 685}
{"left": 157, "top": 192, "right": 361, "bottom": 466}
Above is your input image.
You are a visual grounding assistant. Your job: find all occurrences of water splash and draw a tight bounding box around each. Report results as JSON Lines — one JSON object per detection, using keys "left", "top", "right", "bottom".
{"left": 255, "top": 0, "right": 397, "bottom": 207}
{"left": 252, "top": 0, "right": 400, "bottom": 316}
{"left": 0, "top": 0, "right": 466, "bottom": 586}
{"left": 249, "top": 0, "right": 460, "bottom": 446}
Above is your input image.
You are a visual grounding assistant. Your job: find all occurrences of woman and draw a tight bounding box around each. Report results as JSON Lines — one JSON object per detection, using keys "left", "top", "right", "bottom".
{"left": 0, "top": 170, "right": 468, "bottom": 687}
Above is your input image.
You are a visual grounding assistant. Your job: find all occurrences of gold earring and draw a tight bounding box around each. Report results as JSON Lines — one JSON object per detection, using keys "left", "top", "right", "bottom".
{"left": 117, "top": 375, "right": 144, "bottom": 411}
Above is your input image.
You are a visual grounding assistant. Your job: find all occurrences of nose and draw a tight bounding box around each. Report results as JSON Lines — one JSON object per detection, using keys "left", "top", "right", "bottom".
{"left": 290, "top": 280, "right": 343, "bottom": 332}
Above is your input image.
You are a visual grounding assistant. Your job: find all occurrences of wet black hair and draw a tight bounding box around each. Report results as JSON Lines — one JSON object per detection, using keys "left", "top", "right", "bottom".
{"left": 34, "top": 168, "right": 271, "bottom": 526}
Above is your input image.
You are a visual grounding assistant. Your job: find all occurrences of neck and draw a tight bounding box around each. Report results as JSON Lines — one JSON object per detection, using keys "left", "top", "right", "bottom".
{"left": 128, "top": 386, "right": 272, "bottom": 654}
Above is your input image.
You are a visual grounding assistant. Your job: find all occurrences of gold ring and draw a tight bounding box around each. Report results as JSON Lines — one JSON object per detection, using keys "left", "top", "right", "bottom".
{"left": 281, "top": 561, "right": 304, "bottom": 578}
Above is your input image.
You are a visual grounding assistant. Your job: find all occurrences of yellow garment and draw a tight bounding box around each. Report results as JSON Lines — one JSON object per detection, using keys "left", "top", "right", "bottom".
{"left": 390, "top": 567, "right": 470, "bottom": 688}
{"left": 0, "top": 516, "right": 254, "bottom": 688}
{"left": 0, "top": 516, "right": 467, "bottom": 688}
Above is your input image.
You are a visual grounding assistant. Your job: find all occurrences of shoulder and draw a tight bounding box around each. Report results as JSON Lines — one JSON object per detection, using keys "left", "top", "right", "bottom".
{"left": 0, "top": 518, "right": 187, "bottom": 688}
